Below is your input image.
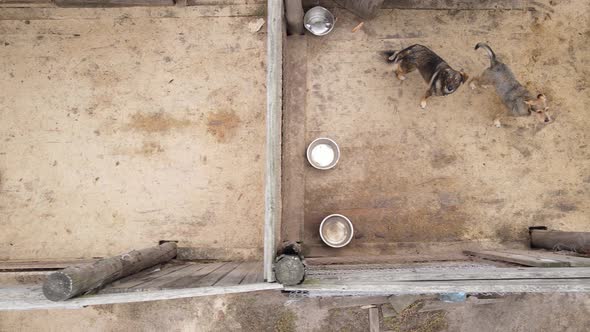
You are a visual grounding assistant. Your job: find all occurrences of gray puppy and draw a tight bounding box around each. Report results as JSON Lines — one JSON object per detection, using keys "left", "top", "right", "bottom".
{"left": 385, "top": 44, "right": 468, "bottom": 109}
{"left": 471, "top": 42, "right": 551, "bottom": 126}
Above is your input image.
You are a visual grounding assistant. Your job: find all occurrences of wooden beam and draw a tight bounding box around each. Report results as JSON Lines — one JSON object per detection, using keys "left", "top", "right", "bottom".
{"left": 531, "top": 230, "right": 590, "bottom": 254}
{"left": 264, "top": 0, "right": 284, "bottom": 283}
{"left": 53, "top": 0, "right": 174, "bottom": 7}
{"left": 286, "top": 279, "right": 590, "bottom": 294}
{"left": 368, "top": 306, "right": 380, "bottom": 332}
{"left": 0, "top": 283, "right": 283, "bottom": 311}
{"left": 319, "top": 296, "right": 390, "bottom": 309}
{"left": 463, "top": 250, "right": 569, "bottom": 267}
{"left": 0, "top": 259, "right": 96, "bottom": 271}
{"left": 306, "top": 267, "right": 590, "bottom": 282}
{"left": 42, "top": 243, "right": 177, "bottom": 301}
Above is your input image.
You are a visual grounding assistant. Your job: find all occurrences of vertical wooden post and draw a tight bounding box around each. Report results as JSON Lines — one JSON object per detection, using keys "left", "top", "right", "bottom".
{"left": 264, "top": 0, "right": 284, "bottom": 283}
{"left": 531, "top": 229, "right": 590, "bottom": 254}
{"left": 368, "top": 306, "right": 380, "bottom": 332}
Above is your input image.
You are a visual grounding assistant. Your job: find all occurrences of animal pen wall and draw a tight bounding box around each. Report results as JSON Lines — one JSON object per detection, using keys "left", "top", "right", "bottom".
{"left": 1, "top": 0, "right": 590, "bottom": 310}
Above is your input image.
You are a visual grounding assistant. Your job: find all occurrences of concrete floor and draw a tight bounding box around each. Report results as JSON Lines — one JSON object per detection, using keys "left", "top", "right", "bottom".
{"left": 0, "top": 4, "right": 266, "bottom": 260}
{"left": 292, "top": 1, "right": 590, "bottom": 254}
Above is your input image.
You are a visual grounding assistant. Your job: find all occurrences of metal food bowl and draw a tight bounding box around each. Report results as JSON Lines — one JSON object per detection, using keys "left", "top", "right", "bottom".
{"left": 304, "top": 6, "right": 335, "bottom": 36}
{"left": 306, "top": 137, "right": 340, "bottom": 170}
{"left": 320, "top": 214, "right": 354, "bottom": 248}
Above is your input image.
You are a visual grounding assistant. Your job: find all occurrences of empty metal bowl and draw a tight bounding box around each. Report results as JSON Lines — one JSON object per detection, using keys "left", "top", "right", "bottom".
{"left": 306, "top": 137, "right": 340, "bottom": 170}
{"left": 304, "top": 6, "right": 335, "bottom": 36}
{"left": 320, "top": 214, "right": 354, "bottom": 248}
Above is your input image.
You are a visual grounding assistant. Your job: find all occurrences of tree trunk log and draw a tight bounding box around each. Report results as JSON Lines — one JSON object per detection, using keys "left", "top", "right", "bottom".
{"left": 531, "top": 230, "right": 590, "bottom": 254}
{"left": 285, "top": 0, "right": 304, "bottom": 35}
{"left": 341, "top": 0, "right": 384, "bottom": 20}
{"left": 43, "top": 242, "right": 177, "bottom": 301}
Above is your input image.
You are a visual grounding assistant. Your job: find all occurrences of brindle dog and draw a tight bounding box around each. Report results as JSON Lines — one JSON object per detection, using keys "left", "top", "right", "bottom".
{"left": 385, "top": 44, "right": 468, "bottom": 109}
{"left": 471, "top": 42, "right": 551, "bottom": 126}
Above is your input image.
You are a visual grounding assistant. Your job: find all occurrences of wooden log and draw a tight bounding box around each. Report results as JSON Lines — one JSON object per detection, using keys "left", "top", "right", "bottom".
{"left": 274, "top": 255, "right": 305, "bottom": 286}
{"left": 340, "top": 0, "right": 384, "bottom": 19}
{"left": 281, "top": 35, "right": 307, "bottom": 244}
{"left": 42, "top": 242, "right": 177, "bottom": 301}
{"left": 285, "top": 0, "right": 304, "bottom": 35}
{"left": 531, "top": 230, "right": 590, "bottom": 254}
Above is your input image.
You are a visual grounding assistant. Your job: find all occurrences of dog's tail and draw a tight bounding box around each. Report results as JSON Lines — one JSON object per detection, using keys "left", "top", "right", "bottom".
{"left": 475, "top": 42, "right": 497, "bottom": 67}
{"left": 383, "top": 50, "right": 399, "bottom": 63}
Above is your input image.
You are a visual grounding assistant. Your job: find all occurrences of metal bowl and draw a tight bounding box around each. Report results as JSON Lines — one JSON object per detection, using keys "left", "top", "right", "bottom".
{"left": 320, "top": 214, "right": 354, "bottom": 248}
{"left": 304, "top": 6, "right": 335, "bottom": 36}
{"left": 306, "top": 137, "right": 340, "bottom": 170}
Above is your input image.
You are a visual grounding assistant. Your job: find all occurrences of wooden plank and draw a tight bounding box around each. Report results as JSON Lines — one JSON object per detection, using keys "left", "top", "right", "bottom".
{"left": 0, "top": 283, "right": 283, "bottom": 311}
{"left": 463, "top": 250, "right": 569, "bottom": 267}
{"left": 54, "top": 0, "right": 174, "bottom": 7}
{"left": 304, "top": 267, "right": 590, "bottom": 282}
{"left": 187, "top": 262, "right": 241, "bottom": 288}
{"left": 306, "top": 254, "right": 469, "bottom": 266}
{"left": 499, "top": 249, "right": 590, "bottom": 267}
{"left": 531, "top": 230, "right": 590, "bottom": 254}
{"left": 103, "top": 261, "right": 196, "bottom": 291}
{"left": 0, "top": 259, "right": 96, "bottom": 271}
{"left": 382, "top": 0, "right": 527, "bottom": 10}
{"left": 241, "top": 262, "right": 263, "bottom": 284}
{"left": 215, "top": 262, "right": 254, "bottom": 287}
{"left": 139, "top": 263, "right": 223, "bottom": 290}
{"left": 285, "top": 279, "right": 590, "bottom": 294}
{"left": 319, "top": 296, "right": 390, "bottom": 309}
{"left": 281, "top": 34, "right": 307, "bottom": 243}
{"left": 0, "top": 5, "right": 265, "bottom": 20}
{"left": 302, "top": 0, "right": 529, "bottom": 10}
{"left": 0, "top": 0, "right": 53, "bottom": 7}
{"left": 0, "top": 271, "right": 51, "bottom": 285}
{"left": 369, "top": 306, "right": 379, "bottom": 332}
{"left": 264, "top": 0, "right": 284, "bottom": 283}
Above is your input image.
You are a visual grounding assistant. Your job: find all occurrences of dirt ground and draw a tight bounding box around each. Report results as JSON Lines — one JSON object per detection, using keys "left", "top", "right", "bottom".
{"left": 1, "top": 290, "right": 590, "bottom": 332}
{"left": 295, "top": 0, "right": 590, "bottom": 254}
{"left": 0, "top": 3, "right": 267, "bottom": 260}
{"left": 1, "top": 0, "right": 590, "bottom": 331}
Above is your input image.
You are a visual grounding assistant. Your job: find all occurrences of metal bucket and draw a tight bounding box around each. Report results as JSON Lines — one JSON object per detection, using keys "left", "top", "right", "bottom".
{"left": 304, "top": 6, "right": 335, "bottom": 36}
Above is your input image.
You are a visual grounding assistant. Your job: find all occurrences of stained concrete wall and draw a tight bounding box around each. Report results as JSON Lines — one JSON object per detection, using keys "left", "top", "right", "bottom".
{"left": 0, "top": 6, "right": 267, "bottom": 260}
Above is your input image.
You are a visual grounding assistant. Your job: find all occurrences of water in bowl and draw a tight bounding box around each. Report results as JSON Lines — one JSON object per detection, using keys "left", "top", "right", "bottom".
{"left": 311, "top": 143, "right": 335, "bottom": 167}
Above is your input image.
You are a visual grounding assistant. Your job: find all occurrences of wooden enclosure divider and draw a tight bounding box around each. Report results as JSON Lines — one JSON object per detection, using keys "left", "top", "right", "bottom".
{"left": 264, "top": 0, "right": 284, "bottom": 283}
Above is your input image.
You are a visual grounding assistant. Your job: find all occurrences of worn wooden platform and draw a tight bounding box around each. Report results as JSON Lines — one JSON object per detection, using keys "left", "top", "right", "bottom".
{"left": 0, "top": 260, "right": 271, "bottom": 310}
{"left": 465, "top": 249, "right": 590, "bottom": 267}
{"left": 287, "top": 262, "right": 590, "bottom": 294}
{"left": 100, "top": 261, "right": 264, "bottom": 293}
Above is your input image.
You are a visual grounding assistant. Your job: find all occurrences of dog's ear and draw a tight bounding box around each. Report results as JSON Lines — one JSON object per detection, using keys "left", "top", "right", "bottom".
{"left": 537, "top": 93, "right": 547, "bottom": 105}
{"left": 460, "top": 71, "right": 469, "bottom": 83}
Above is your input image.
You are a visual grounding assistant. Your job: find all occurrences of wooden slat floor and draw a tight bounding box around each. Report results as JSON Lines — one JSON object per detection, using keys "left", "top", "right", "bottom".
{"left": 100, "top": 261, "right": 264, "bottom": 294}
